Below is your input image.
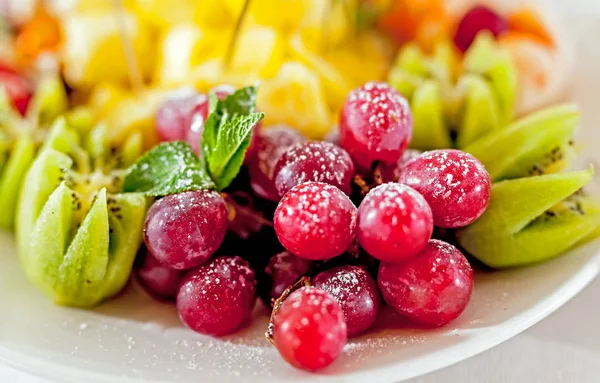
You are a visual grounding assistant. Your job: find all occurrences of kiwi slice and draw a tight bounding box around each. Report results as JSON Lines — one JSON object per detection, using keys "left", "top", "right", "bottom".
{"left": 457, "top": 169, "right": 600, "bottom": 268}
{"left": 465, "top": 104, "right": 578, "bottom": 182}
{"left": 0, "top": 135, "right": 35, "bottom": 229}
{"left": 0, "top": 77, "right": 69, "bottom": 230}
{"left": 387, "top": 33, "right": 517, "bottom": 150}
{"left": 16, "top": 119, "right": 146, "bottom": 307}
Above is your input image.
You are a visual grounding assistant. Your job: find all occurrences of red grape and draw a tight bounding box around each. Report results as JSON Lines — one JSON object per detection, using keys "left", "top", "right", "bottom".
{"left": 378, "top": 239, "right": 474, "bottom": 327}
{"left": 177, "top": 256, "right": 257, "bottom": 336}
{"left": 273, "top": 286, "right": 347, "bottom": 371}
{"left": 0, "top": 64, "right": 31, "bottom": 116}
{"left": 274, "top": 182, "right": 357, "bottom": 260}
{"left": 273, "top": 141, "right": 355, "bottom": 197}
{"left": 136, "top": 249, "right": 185, "bottom": 301}
{"left": 247, "top": 126, "right": 306, "bottom": 201}
{"left": 357, "top": 183, "right": 433, "bottom": 263}
{"left": 313, "top": 265, "right": 380, "bottom": 337}
{"left": 454, "top": 6, "right": 508, "bottom": 52}
{"left": 144, "top": 190, "right": 228, "bottom": 270}
{"left": 155, "top": 87, "right": 204, "bottom": 142}
{"left": 265, "top": 251, "right": 313, "bottom": 301}
{"left": 340, "top": 82, "right": 413, "bottom": 173}
{"left": 398, "top": 149, "right": 491, "bottom": 228}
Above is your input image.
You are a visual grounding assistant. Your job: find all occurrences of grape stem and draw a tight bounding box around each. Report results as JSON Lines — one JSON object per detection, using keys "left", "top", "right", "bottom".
{"left": 265, "top": 275, "right": 311, "bottom": 346}
{"left": 353, "top": 174, "right": 370, "bottom": 195}
{"left": 373, "top": 162, "right": 384, "bottom": 185}
{"left": 223, "top": 191, "right": 272, "bottom": 240}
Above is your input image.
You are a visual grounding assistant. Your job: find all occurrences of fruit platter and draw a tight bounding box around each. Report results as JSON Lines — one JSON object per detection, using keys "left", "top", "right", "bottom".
{"left": 1, "top": 0, "right": 599, "bottom": 381}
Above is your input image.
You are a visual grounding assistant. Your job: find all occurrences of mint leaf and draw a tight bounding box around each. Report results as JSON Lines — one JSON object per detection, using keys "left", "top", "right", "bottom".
{"left": 202, "top": 85, "right": 264, "bottom": 191}
{"left": 123, "top": 141, "right": 214, "bottom": 196}
{"left": 205, "top": 112, "right": 263, "bottom": 190}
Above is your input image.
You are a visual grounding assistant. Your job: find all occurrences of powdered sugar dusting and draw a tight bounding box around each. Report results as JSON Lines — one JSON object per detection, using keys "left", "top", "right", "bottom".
{"left": 274, "top": 182, "right": 357, "bottom": 260}
{"left": 357, "top": 183, "right": 433, "bottom": 263}
{"left": 273, "top": 141, "right": 355, "bottom": 197}
{"left": 177, "top": 256, "right": 257, "bottom": 336}
{"left": 313, "top": 266, "right": 380, "bottom": 336}
{"left": 341, "top": 81, "right": 413, "bottom": 170}
{"left": 399, "top": 149, "right": 491, "bottom": 228}
{"left": 248, "top": 126, "right": 305, "bottom": 201}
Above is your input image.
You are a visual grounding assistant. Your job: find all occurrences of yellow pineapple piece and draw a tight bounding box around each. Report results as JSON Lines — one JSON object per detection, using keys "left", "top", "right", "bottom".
{"left": 258, "top": 61, "right": 332, "bottom": 139}
{"left": 229, "top": 26, "right": 284, "bottom": 78}
{"left": 89, "top": 84, "right": 168, "bottom": 150}
{"left": 188, "top": 25, "right": 283, "bottom": 90}
{"left": 224, "top": 0, "right": 313, "bottom": 32}
{"left": 288, "top": 34, "right": 352, "bottom": 113}
{"left": 154, "top": 25, "right": 227, "bottom": 86}
{"left": 190, "top": 59, "right": 261, "bottom": 92}
{"left": 325, "top": 31, "right": 394, "bottom": 89}
{"left": 298, "top": 0, "right": 350, "bottom": 50}
{"left": 60, "top": 11, "right": 153, "bottom": 89}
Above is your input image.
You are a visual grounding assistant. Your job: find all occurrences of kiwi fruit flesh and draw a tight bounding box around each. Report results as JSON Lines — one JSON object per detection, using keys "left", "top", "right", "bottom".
{"left": 387, "top": 33, "right": 517, "bottom": 151}
{"left": 16, "top": 118, "right": 146, "bottom": 307}
{"left": 457, "top": 169, "right": 600, "bottom": 268}
{"left": 0, "top": 77, "right": 69, "bottom": 230}
{"left": 465, "top": 104, "right": 578, "bottom": 182}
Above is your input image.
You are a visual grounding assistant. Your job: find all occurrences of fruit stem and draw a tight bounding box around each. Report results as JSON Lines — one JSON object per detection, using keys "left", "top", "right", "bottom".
{"left": 224, "top": 0, "right": 252, "bottom": 71}
{"left": 112, "top": 0, "right": 143, "bottom": 93}
{"left": 373, "top": 162, "right": 384, "bottom": 185}
{"left": 353, "top": 174, "right": 370, "bottom": 195}
{"left": 265, "top": 275, "right": 311, "bottom": 346}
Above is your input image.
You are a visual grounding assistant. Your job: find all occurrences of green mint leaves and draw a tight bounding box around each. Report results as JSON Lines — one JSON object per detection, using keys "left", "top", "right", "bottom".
{"left": 123, "top": 141, "right": 215, "bottom": 195}
{"left": 123, "top": 85, "right": 264, "bottom": 196}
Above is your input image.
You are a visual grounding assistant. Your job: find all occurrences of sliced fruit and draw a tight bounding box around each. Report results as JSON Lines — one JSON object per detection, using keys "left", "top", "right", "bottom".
{"left": 298, "top": 0, "right": 349, "bottom": 49}
{"left": 257, "top": 61, "right": 331, "bottom": 139}
{"left": 153, "top": 24, "right": 214, "bottom": 86}
{"left": 463, "top": 32, "right": 517, "bottom": 125}
{"left": 60, "top": 11, "right": 153, "bottom": 89}
{"left": 457, "top": 169, "right": 600, "bottom": 268}
{"left": 288, "top": 33, "right": 352, "bottom": 112}
{"left": 456, "top": 74, "right": 500, "bottom": 148}
{"left": 409, "top": 79, "right": 451, "bottom": 150}
{"left": 387, "top": 33, "right": 516, "bottom": 149}
{"left": 0, "top": 77, "right": 69, "bottom": 231}
{"left": 26, "top": 76, "right": 69, "bottom": 125}
{"left": 0, "top": 134, "right": 34, "bottom": 229}
{"left": 465, "top": 104, "right": 578, "bottom": 182}
{"left": 228, "top": 26, "right": 284, "bottom": 79}
{"left": 507, "top": 8, "right": 554, "bottom": 46}
{"left": 16, "top": 119, "right": 147, "bottom": 307}
{"left": 101, "top": 88, "right": 168, "bottom": 150}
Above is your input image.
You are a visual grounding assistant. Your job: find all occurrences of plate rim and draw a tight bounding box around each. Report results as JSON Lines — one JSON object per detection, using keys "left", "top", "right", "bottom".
{"left": 1, "top": 247, "right": 598, "bottom": 383}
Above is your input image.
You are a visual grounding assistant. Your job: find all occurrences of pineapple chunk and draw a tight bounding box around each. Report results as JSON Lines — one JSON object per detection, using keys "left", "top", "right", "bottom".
{"left": 258, "top": 61, "right": 332, "bottom": 139}
{"left": 60, "top": 11, "right": 153, "bottom": 89}
{"left": 188, "top": 26, "right": 284, "bottom": 90}
{"left": 298, "top": 0, "right": 350, "bottom": 49}
{"left": 228, "top": 26, "right": 284, "bottom": 78}
{"left": 288, "top": 33, "right": 352, "bottom": 113}
{"left": 89, "top": 84, "right": 168, "bottom": 150}
{"left": 154, "top": 25, "right": 227, "bottom": 86}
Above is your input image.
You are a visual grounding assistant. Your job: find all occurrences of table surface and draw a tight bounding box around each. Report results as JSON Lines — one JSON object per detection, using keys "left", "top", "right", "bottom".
{"left": 2, "top": 1, "right": 599, "bottom": 382}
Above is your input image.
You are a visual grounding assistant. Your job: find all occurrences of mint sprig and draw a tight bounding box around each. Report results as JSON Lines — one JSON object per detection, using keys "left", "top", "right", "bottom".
{"left": 123, "top": 141, "right": 215, "bottom": 195}
{"left": 123, "top": 85, "right": 264, "bottom": 196}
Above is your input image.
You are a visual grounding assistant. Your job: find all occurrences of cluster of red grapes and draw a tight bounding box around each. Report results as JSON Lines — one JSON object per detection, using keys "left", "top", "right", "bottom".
{"left": 138, "top": 81, "right": 492, "bottom": 372}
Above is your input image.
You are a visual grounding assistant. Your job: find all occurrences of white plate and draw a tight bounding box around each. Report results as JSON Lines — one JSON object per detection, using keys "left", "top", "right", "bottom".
{"left": 2, "top": 1, "right": 600, "bottom": 382}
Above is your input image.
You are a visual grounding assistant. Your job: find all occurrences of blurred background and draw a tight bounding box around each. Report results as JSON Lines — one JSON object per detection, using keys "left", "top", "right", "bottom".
{"left": 0, "top": 0, "right": 566, "bottom": 142}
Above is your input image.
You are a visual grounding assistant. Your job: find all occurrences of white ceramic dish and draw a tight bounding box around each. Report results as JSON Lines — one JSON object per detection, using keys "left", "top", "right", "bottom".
{"left": 2, "top": 1, "right": 600, "bottom": 382}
